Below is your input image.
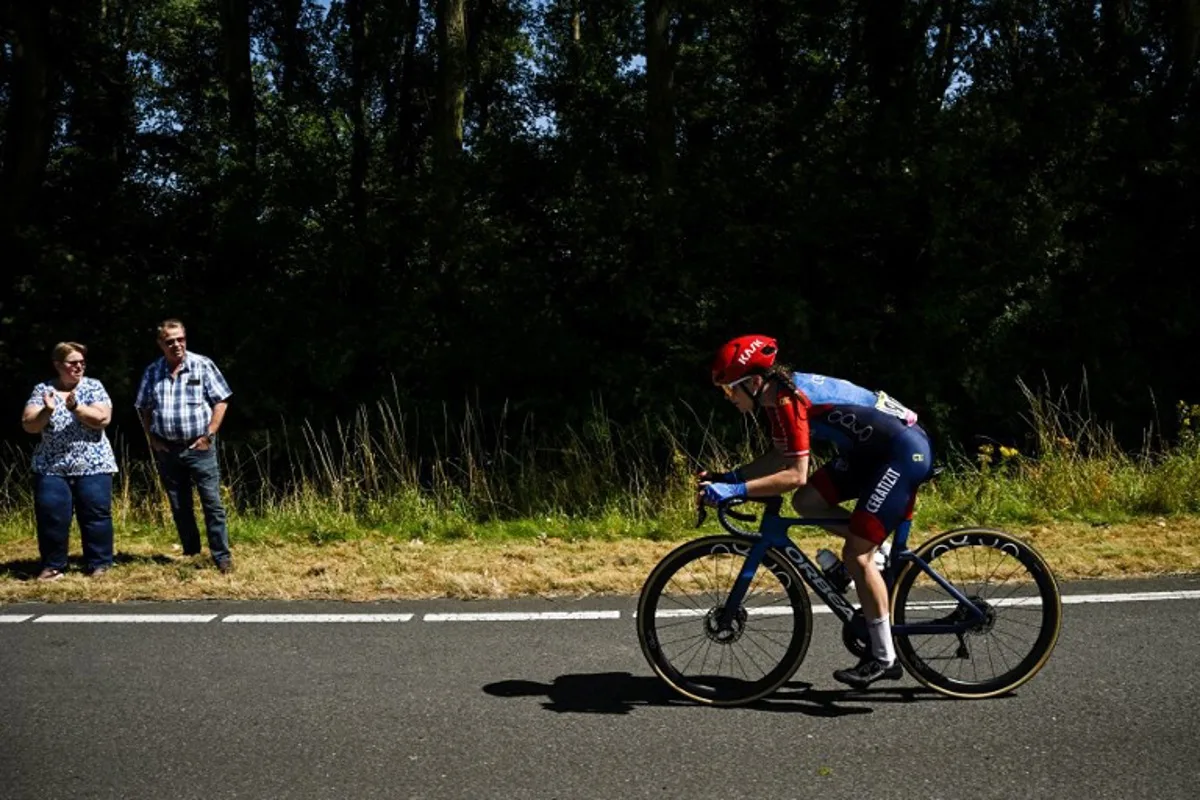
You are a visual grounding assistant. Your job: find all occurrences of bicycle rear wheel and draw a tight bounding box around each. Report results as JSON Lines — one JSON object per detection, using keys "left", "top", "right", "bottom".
{"left": 637, "top": 535, "right": 813, "bottom": 706}
{"left": 891, "top": 528, "right": 1062, "bottom": 698}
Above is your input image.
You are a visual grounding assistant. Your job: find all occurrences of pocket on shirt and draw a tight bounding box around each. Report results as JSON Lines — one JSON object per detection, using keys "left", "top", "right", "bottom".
{"left": 186, "top": 383, "right": 205, "bottom": 405}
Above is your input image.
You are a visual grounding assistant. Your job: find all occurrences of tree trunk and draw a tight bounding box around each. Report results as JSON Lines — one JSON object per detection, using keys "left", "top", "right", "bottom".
{"left": 0, "top": 0, "right": 55, "bottom": 235}
{"left": 348, "top": 0, "right": 370, "bottom": 232}
{"left": 71, "top": 0, "right": 134, "bottom": 188}
{"left": 433, "top": 0, "right": 467, "bottom": 263}
{"left": 393, "top": 0, "right": 424, "bottom": 180}
{"left": 435, "top": 0, "right": 467, "bottom": 176}
{"left": 279, "top": 0, "right": 306, "bottom": 103}
{"left": 1159, "top": 0, "right": 1200, "bottom": 115}
{"left": 385, "top": 0, "right": 424, "bottom": 280}
{"left": 644, "top": 0, "right": 675, "bottom": 202}
{"left": 217, "top": 0, "right": 257, "bottom": 207}
{"left": 928, "top": 0, "right": 965, "bottom": 104}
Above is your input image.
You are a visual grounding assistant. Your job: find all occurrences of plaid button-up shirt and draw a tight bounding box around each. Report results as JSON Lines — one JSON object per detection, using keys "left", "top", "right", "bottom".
{"left": 135, "top": 351, "right": 232, "bottom": 441}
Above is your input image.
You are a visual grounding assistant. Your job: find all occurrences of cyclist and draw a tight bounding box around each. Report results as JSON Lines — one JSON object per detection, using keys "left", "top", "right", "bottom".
{"left": 698, "top": 334, "right": 933, "bottom": 688}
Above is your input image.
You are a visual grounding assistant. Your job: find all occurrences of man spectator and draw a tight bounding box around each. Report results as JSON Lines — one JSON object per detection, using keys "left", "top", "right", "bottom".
{"left": 135, "top": 319, "right": 234, "bottom": 572}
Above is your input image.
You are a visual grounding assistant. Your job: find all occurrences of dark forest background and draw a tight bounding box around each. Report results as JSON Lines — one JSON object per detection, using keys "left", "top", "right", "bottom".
{"left": 3, "top": 0, "right": 1198, "bottom": 468}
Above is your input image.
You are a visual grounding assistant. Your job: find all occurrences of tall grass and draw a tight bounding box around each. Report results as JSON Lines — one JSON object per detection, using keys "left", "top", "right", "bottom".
{"left": 2, "top": 381, "right": 1198, "bottom": 544}
{"left": 919, "top": 380, "right": 1200, "bottom": 526}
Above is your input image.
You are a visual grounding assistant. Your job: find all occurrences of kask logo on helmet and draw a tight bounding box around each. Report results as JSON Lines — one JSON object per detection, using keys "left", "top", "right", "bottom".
{"left": 737, "top": 338, "right": 767, "bottom": 365}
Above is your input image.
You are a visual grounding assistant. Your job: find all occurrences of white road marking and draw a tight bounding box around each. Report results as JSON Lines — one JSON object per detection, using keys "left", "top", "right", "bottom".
{"left": 424, "top": 611, "right": 621, "bottom": 622}
{"left": 2, "top": 589, "right": 1199, "bottom": 624}
{"left": 32, "top": 614, "right": 219, "bottom": 623}
{"left": 222, "top": 614, "right": 413, "bottom": 623}
{"left": 1062, "top": 590, "right": 1200, "bottom": 604}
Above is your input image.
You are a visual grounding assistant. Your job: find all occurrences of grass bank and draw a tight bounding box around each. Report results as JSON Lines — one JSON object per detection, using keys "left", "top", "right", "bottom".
{"left": 3, "top": 384, "right": 1199, "bottom": 601}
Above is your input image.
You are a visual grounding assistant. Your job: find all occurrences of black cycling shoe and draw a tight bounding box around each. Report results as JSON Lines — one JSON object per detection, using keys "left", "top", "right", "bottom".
{"left": 833, "top": 658, "right": 903, "bottom": 689}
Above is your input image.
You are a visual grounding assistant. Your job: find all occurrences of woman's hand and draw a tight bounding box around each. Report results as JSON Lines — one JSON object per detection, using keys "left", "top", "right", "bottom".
{"left": 698, "top": 468, "right": 741, "bottom": 484}
{"left": 42, "top": 391, "right": 58, "bottom": 412}
{"left": 697, "top": 480, "right": 748, "bottom": 507}
{"left": 64, "top": 391, "right": 79, "bottom": 412}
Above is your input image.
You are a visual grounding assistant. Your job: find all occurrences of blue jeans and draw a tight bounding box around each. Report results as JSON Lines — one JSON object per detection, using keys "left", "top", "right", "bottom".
{"left": 154, "top": 445, "right": 230, "bottom": 563}
{"left": 34, "top": 473, "right": 114, "bottom": 572}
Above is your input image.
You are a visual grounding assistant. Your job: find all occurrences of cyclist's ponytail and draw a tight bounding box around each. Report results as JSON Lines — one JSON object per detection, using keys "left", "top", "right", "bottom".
{"left": 763, "top": 363, "right": 797, "bottom": 395}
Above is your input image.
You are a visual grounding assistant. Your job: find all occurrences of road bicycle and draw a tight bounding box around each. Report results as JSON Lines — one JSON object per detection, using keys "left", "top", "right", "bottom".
{"left": 636, "top": 490, "right": 1062, "bottom": 706}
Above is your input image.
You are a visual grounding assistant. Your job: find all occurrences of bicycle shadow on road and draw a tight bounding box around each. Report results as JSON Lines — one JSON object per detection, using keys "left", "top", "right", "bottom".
{"left": 483, "top": 673, "right": 968, "bottom": 716}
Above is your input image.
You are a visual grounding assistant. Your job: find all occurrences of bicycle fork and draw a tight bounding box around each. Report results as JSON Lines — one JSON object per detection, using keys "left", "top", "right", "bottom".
{"left": 714, "top": 537, "right": 772, "bottom": 631}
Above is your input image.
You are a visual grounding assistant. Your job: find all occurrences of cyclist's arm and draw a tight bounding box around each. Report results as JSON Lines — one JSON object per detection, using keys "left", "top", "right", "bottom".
{"left": 740, "top": 387, "right": 811, "bottom": 495}
{"left": 743, "top": 454, "right": 808, "bottom": 497}
{"left": 732, "top": 450, "right": 788, "bottom": 481}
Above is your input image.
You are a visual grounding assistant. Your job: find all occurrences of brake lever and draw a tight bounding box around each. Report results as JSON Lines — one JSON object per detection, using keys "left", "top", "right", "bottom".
{"left": 695, "top": 504, "right": 707, "bottom": 528}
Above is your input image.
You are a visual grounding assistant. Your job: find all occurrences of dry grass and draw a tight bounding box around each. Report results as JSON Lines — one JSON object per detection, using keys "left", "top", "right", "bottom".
{"left": 3, "top": 517, "right": 1199, "bottom": 603}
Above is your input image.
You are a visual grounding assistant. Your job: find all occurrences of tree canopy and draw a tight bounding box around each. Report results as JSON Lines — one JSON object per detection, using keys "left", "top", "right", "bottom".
{"left": 2, "top": 0, "right": 1198, "bottom": 459}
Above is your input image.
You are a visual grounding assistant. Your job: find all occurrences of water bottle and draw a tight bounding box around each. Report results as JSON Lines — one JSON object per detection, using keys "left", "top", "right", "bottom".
{"left": 815, "top": 548, "right": 852, "bottom": 593}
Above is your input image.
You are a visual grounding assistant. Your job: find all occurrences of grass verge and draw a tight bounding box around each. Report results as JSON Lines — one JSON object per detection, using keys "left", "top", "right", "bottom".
{"left": 3, "top": 384, "right": 1199, "bottom": 602}
{"left": 2, "top": 516, "right": 1199, "bottom": 603}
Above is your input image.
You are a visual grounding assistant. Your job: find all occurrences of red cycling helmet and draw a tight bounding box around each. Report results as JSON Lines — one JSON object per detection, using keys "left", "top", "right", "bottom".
{"left": 710, "top": 335, "right": 778, "bottom": 385}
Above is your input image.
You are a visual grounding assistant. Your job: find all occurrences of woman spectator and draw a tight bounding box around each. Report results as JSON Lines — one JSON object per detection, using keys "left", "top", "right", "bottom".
{"left": 21, "top": 342, "right": 119, "bottom": 580}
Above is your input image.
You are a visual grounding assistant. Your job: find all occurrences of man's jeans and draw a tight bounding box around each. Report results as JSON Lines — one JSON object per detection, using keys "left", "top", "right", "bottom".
{"left": 154, "top": 445, "right": 230, "bottom": 563}
{"left": 34, "top": 473, "right": 114, "bottom": 572}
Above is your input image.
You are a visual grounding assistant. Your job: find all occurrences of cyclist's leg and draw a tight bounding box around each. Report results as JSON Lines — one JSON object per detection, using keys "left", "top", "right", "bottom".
{"left": 842, "top": 430, "right": 933, "bottom": 575}
{"left": 792, "top": 457, "right": 860, "bottom": 538}
{"left": 834, "top": 434, "right": 932, "bottom": 687}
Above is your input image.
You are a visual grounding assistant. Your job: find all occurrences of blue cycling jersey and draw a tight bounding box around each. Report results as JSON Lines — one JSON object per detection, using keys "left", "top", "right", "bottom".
{"left": 766, "top": 372, "right": 919, "bottom": 456}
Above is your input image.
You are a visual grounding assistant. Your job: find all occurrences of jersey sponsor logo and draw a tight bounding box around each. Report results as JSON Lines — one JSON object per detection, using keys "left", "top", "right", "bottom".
{"left": 827, "top": 410, "right": 874, "bottom": 442}
{"left": 866, "top": 467, "right": 902, "bottom": 513}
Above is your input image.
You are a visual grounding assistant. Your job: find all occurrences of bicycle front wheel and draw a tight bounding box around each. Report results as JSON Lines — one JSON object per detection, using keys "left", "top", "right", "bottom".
{"left": 892, "top": 528, "right": 1062, "bottom": 698}
{"left": 636, "top": 535, "right": 813, "bottom": 706}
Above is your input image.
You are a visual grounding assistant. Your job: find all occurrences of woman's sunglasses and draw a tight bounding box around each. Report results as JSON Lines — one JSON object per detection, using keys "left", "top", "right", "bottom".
{"left": 719, "top": 376, "right": 753, "bottom": 398}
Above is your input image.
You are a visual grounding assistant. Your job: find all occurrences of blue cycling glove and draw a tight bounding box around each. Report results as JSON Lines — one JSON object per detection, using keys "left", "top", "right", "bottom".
{"left": 705, "top": 468, "right": 743, "bottom": 484}
{"left": 702, "top": 482, "right": 748, "bottom": 505}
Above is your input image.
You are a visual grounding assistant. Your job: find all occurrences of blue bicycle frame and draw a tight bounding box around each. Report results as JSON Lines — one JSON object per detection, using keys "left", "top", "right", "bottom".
{"left": 710, "top": 497, "right": 988, "bottom": 636}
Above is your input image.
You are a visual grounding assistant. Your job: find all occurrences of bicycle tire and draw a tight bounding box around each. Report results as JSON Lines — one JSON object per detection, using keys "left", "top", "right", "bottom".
{"left": 891, "top": 527, "right": 1062, "bottom": 698}
{"left": 637, "top": 535, "right": 813, "bottom": 706}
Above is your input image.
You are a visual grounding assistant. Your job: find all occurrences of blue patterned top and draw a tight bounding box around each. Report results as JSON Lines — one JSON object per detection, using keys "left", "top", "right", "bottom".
{"left": 25, "top": 377, "right": 119, "bottom": 476}
{"left": 134, "top": 351, "right": 232, "bottom": 441}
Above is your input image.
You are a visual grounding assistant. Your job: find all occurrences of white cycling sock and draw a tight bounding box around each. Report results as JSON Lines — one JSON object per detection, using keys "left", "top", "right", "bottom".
{"left": 867, "top": 614, "right": 896, "bottom": 665}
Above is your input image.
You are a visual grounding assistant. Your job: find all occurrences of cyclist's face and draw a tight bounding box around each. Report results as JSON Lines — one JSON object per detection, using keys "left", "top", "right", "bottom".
{"left": 718, "top": 376, "right": 758, "bottom": 411}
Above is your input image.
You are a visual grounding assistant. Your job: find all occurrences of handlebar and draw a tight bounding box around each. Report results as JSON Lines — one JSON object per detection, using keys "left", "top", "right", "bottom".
{"left": 694, "top": 496, "right": 785, "bottom": 537}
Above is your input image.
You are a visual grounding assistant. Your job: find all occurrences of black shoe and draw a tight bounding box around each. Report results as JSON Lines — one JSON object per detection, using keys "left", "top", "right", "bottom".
{"left": 833, "top": 658, "right": 903, "bottom": 689}
{"left": 216, "top": 558, "right": 234, "bottom": 574}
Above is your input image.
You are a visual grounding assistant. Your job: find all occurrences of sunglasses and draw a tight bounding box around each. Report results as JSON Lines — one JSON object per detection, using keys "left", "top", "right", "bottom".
{"left": 161, "top": 336, "right": 186, "bottom": 346}
{"left": 59, "top": 360, "right": 86, "bottom": 369}
{"left": 719, "top": 376, "right": 753, "bottom": 398}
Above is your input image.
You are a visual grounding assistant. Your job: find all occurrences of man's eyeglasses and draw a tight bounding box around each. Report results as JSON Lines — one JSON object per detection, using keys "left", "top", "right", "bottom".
{"left": 161, "top": 336, "right": 186, "bottom": 346}
{"left": 719, "top": 376, "right": 752, "bottom": 398}
{"left": 59, "top": 360, "right": 86, "bottom": 370}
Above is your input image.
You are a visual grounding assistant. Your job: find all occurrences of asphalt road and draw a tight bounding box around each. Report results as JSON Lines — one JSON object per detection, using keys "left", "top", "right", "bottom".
{"left": 3, "top": 576, "right": 1199, "bottom": 800}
